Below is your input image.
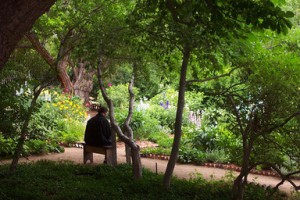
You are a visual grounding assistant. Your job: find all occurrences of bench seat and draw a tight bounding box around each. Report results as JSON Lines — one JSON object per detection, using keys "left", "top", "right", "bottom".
{"left": 82, "top": 143, "right": 114, "bottom": 165}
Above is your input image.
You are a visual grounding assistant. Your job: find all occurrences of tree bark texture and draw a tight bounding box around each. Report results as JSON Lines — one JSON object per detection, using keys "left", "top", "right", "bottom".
{"left": 26, "top": 31, "right": 95, "bottom": 102}
{"left": 97, "top": 55, "right": 142, "bottom": 179}
{"left": 73, "top": 62, "right": 96, "bottom": 104}
{"left": 124, "top": 75, "right": 135, "bottom": 164}
{"left": 0, "top": 0, "right": 56, "bottom": 69}
{"left": 163, "top": 46, "right": 191, "bottom": 188}
{"left": 25, "top": 32, "right": 56, "bottom": 67}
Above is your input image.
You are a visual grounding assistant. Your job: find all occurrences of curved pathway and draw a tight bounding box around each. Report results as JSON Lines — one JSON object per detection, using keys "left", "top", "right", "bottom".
{"left": 0, "top": 141, "right": 299, "bottom": 196}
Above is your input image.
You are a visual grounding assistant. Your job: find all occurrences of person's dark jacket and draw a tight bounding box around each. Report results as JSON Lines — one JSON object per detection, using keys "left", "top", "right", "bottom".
{"left": 84, "top": 113, "right": 112, "bottom": 146}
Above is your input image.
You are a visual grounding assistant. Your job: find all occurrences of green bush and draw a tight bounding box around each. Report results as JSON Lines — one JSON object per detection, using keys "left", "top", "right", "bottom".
{"left": 148, "top": 132, "right": 173, "bottom": 148}
{"left": 0, "top": 134, "right": 16, "bottom": 156}
{"left": 115, "top": 108, "right": 161, "bottom": 140}
{"left": 205, "top": 149, "right": 230, "bottom": 164}
{"left": 97, "top": 84, "right": 140, "bottom": 109}
{"left": 148, "top": 105, "right": 176, "bottom": 131}
{"left": 56, "top": 119, "right": 85, "bottom": 145}
{"left": 178, "top": 147, "right": 206, "bottom": 164}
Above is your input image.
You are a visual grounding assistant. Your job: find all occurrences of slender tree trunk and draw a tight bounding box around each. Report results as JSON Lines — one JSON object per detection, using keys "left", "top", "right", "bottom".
{"left": 232, "top": 139, "right": 252, "bottom": 200}
{"left": 0, "top": 0, "right": 56, "bottom": 69}
{"left": 163, "top": 46, "right": 191, "bottom": 188}
{"left": 97, "top": 55, "right": 142, "bottom": 179}
{"left": 10, "top": 86, "right": 44, "bottom": 172}
{"left": 124, "top": 75, "right": 135, "bottom": 164}
{"left": 232, "top": 154, "right": 250, "bottom": 200}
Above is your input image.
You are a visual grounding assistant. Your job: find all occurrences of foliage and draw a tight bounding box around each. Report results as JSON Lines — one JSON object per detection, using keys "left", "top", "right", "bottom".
{"left": 147, "top": 105, "right": 177, "bottom": 132}
{"left": 0, "top": 161, "right": 289, "bottom": 200}
{"left": 185, "top": 91, "right": 205, "bottom": 112}
{"left": 49, "top": 90, "right": 87, "bottom": 122}
{"left": 148, "top": 131, "right": 173, "bottom": 148}
{"left": 28, "top": 88, "right": 86, "bottom": 146}
{"left": 56, "top": 118, "right": 85, "bottom": 145}
{"left": 115, "top": 108, "right": 161, "bottom": 140}
{"left": 0, "top": 134, "right": 16, "bottom": 157}
{"left": 24, "top": 139, "right": 64, "bottom": 155}
{"left": 98, "top": 84, "right": 140, "bottom": 109}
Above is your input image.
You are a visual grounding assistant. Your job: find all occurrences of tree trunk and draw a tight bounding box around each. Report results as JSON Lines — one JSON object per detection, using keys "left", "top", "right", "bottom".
{"left": 26, "top": 32, "right": 95, "bottom": 102}
{"left": 73, "top": 62, "right": 96, "bottom": 105}
{"left": 97, "top": 55, "right": 142, "bottom": 179}
{"left": 232, "top": 132, "right": 253, "bottom": 200}
{"left": 124, "top": 75, "right": 135, "bottom": 164}
{"left": 10, "top": 86, "right": 44, "bottom": 172}
{"left": 0, "top": 0, "right": 56, "bottom": 69}
{"left": 57, "top": 54, "right": 73, "bottom": 93}
{"left": 163, "top": 46, "right": 191, "bottom": 188}
{"left": 232, "top": 160, "right": 250, "bottom": 200}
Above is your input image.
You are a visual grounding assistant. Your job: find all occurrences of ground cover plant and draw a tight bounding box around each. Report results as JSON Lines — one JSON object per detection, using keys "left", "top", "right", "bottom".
{"left": 0, "top": 160, "right": 291, "bottom": 200}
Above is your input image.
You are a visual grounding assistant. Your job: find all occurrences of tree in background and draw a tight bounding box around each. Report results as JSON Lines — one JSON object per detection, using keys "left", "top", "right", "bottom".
{"left": 129, "top": 1, "right": 294, "bottom": 195}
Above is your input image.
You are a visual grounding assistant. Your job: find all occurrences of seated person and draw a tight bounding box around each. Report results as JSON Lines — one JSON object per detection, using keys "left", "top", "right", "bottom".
{"left": 84, "top": 106, "right": 112, "bottom": 147}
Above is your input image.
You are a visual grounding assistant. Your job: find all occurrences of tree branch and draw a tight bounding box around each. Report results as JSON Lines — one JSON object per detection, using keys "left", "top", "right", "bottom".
{"left": 187, "top": 66, "right": 240, "bottom": 85}
{"left": 25, "top": 31, "right": 56, "bottom": 67}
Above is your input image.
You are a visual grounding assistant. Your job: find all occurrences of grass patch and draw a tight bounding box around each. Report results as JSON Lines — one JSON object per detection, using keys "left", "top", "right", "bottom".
{"left": 0, "top": 160, "right": 292, "bottom": 200}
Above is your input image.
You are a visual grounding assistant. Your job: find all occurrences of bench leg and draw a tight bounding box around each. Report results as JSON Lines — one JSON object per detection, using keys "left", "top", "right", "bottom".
{"left": 84, "top": 151, "right": 93, "bottom": 164}
{"left": 105, "top": 149, "right": 114, "bottom": 165}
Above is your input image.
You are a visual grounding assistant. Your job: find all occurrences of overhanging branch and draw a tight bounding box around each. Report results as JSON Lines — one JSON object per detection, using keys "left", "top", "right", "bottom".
{"left": 187, "top": 66, "right": 240, "bottom": 85}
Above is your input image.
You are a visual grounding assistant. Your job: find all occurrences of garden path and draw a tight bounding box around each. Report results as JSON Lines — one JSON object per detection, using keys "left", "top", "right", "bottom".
{"left": 0, "top": 142, "right": 299, "bottom": 197}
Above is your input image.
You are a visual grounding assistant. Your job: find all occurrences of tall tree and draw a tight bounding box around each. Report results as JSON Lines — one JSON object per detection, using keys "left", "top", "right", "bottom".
{"left": 129, "top": 0, "right": 294, "bottom": 193}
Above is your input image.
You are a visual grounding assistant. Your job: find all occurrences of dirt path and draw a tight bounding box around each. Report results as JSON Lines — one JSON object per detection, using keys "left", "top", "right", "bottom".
{"left": 0, "top": 141, "right": 299, "bottom": 196}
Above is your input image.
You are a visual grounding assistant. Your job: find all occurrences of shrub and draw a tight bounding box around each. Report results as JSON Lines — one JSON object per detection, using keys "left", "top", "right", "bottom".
{"left": 148, "top": 105, "right": 177, "bottom": 131}
{"left": 205, "top": 149, "right": 230, "bottom": 164}
{"left": 97, "top": 84, "right": 140, "bottom": 109}
{"left": 0, "top": 134, "right": 16, "bottom": 156}
{"left": 115, "top": 108, "right": 161, "bottom": 140}
{"left": 56, "top": 119, "right": 85, "bottom": 145}
{"left": 148, "top": 132, "right": 173, "bottom": 148}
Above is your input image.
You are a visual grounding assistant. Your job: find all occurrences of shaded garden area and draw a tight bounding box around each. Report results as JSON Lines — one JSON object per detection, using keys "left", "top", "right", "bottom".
{"left": 0, "top": 160, "right": 293, "bottom": 200}
{"left": 1, "top": 0, "right": 300, "bottom": 199}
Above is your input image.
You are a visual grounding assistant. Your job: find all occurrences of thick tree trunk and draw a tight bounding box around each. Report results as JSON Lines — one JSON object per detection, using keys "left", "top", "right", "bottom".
{"left": 73, "top": 62, "right": 96, "bottom": 104}
{"left": 10, "top": 86, "right": 44, "bottom": 172}
{"left": 163, "top": 46, "right": 191, "bottom": 188}
{"left": 0, "top": 0, "right": 56, "bottom": 69}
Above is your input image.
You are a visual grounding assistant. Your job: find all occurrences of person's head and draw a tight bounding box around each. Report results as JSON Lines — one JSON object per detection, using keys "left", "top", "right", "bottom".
{"left": 98, "top": 106, "right": 108, "bottom": 116}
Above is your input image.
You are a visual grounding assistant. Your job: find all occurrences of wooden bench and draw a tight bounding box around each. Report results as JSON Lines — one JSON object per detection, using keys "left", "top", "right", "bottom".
{"left": 82, "top": 143, "right": 114, "bottom": 165}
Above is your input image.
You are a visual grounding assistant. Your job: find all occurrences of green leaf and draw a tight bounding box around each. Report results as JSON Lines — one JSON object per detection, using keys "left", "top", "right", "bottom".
{"left": 285, "top": 11, "right": 295, "bottom": 18}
